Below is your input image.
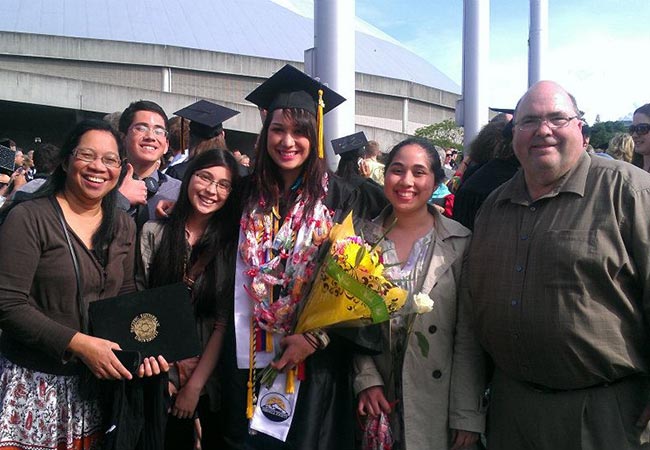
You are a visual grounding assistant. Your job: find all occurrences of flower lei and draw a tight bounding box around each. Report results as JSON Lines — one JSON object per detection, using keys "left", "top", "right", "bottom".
{"left": 240, "top": 173, "right": 333, "bottom": 335}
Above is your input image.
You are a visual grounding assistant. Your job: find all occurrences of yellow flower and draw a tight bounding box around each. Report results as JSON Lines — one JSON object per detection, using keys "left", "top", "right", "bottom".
{"left": 341, "top": 243, "right": 383, "bottom": 276}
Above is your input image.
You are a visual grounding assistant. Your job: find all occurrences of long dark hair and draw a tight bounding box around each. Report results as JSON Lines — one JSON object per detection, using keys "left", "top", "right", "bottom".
{"left": 335, "top": 150, "right": 362, "bottom": 179}
{"left": 251, "top": 108, "right": 327, "bottom": 215}
{"left": 0, "top": 119, "right": 126, "bottom": 252}
{"left": 147, "top": 149, "right": 240, "bottom": 317}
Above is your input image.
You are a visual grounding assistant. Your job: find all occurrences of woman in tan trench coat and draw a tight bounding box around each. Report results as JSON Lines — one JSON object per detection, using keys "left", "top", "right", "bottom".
{"left": 354, "top": 137, "right": 486, "bottom": 450}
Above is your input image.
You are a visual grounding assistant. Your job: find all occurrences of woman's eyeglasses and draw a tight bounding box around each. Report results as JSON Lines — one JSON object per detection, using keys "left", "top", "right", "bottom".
{"left": 73, "top": 148, "right": 122, "bottom": 169}
{"left": 194, "top": 172, "right": 232, "bottom": 194}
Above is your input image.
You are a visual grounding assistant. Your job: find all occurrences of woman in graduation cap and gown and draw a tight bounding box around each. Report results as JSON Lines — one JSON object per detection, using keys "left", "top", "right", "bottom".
{"left": 218, "top": 65, "right": 381, "bottom": 450}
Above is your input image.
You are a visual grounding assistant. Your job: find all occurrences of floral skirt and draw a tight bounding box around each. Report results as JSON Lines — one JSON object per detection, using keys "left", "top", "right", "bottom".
{"left": 0, "top": 356, "right": 103, "bottom": 450}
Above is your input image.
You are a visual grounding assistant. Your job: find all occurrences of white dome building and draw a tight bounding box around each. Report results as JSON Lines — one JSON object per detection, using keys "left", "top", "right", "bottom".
{"left": 0, "top": 0, "right": 459, "bottom": 152}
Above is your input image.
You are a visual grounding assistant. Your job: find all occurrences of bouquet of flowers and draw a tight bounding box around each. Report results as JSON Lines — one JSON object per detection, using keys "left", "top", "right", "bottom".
{"left": 259, "top": 212, "right": 433, "bottom": 388}
{"left": 294, "top": 212, "right": 433, "bottom": 333}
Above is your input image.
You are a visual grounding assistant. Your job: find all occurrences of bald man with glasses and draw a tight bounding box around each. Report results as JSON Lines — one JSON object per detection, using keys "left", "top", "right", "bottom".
{"left": 467, "top": 81, "right": 650, "bottom": 449}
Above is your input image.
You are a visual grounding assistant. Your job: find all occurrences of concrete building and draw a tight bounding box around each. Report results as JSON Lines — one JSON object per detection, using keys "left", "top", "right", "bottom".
{"left": 0, "top": 0, "right": 460, "bottom": 154}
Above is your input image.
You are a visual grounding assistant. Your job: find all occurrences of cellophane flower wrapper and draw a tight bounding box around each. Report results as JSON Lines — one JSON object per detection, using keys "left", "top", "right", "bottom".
{"left": 361, "top": 411, "right": 393, "bottom": 450}
{"left": 294, "top": 213, "right": 414, "bottom": 334}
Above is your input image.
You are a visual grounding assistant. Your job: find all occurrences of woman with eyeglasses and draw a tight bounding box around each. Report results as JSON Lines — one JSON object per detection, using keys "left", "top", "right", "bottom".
{"left": 630, "top": 104, "right": 650, "bottom": 171}
{"left": 0, "top": 119, "right": 168, "bottom": 450}
{"left": 137, "top": 148, "right": 241, "bottom": 449}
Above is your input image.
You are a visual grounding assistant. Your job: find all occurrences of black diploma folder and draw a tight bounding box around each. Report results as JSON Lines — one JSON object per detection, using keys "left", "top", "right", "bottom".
{"left": 0, "top": 145, "right": 15, "bottom": 176}
{"left": 89, "top": 283, "right": 201, "bottom": 362}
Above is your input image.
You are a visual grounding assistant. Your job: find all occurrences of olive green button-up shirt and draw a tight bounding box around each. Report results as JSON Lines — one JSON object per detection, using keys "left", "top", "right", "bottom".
{"left": 468, "top": 152, "right": 650, "bottom": 390}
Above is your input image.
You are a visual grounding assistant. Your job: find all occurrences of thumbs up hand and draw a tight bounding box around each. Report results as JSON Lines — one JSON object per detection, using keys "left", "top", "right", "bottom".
{"left": 118, "top": 163, "right": 147, "bottom": 206}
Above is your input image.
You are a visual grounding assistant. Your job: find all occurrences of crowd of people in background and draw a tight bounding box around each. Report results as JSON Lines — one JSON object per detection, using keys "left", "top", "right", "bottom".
{"left": 1, "top": 64, "right": 650, "bottom": 450}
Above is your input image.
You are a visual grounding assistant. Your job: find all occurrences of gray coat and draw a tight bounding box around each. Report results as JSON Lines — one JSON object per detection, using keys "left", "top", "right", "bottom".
{"left": 353, "top": 209, "right": 486, "bottom": 449}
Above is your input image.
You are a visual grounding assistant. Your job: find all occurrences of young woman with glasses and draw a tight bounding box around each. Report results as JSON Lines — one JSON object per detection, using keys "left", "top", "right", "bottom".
{"left": 137, "top": 148, "right": 241, "bottom": 449}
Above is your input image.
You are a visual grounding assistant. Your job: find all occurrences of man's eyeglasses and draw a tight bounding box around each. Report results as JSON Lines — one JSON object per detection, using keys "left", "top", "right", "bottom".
{"left": 194, "top": 172, "right": 232, "bottom": 194}
{"left": 515, "top": 115, "right": 580, "bottom": 132}
{"left": 73, "top": 148, "right": 122, "bottom": 169}
{"left": 130, "top": 124, "right": 169, "bottom": 138}
{"left": 629, "top": 124, "right": 650, "bottom": 136}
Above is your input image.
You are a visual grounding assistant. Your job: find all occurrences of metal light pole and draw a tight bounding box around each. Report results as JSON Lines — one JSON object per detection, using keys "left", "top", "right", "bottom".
{"left": 461, "top": 0, "right": 490, "bottom": 148}
{"left": 312, "top": 0, "right": 356, "bottom": 171}
{"left": 528, "top": 0, "right": 548, "bottom": 86}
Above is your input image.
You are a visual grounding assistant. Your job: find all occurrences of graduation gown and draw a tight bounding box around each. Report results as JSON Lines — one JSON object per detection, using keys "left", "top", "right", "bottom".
{"left": 218, "top": 174, "right": 382, "bottom": 450}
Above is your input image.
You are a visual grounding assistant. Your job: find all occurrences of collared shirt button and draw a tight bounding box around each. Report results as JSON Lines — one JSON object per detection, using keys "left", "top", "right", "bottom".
{"left": 513, "top": 333, "right": 520, "bottom": 340}
{"left": 530, "top": 206, "right": 536, "bottom": 212}
{"left": 432, "top": 370, "right": 442, "bottom": 379}
{"left": 515, "top": 265, "right": 524, "bottom": 272}
{"left": 511, "top": 299, "right": 519, "bottom": 306}
{"left": 428, "top": 325, "right": 437, "bottom": 334}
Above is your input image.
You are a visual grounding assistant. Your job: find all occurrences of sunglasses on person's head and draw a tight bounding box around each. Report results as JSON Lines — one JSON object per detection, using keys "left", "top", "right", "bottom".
{"left": 629, "top": 124, "right": 650, "bottom": 136}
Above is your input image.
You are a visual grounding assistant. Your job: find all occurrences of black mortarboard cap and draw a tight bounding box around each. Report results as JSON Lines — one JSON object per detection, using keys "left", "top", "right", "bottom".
{"left": 331, "top": 131, "right": 368, "bottom": 155}
{"left": 245, "top": 64, "right": 346, "bottom": 116}
{"left": 490, "top": 107, "right": 515, "bottom": 115}
{"left": 174, "top": 100, "right": 239, "bottom": 139}
{"left": 88, "top": 283, "right": 201, "bottom": 362}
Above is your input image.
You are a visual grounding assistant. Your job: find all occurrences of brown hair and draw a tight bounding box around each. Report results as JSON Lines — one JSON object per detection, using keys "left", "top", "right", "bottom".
{"left": 251, "top": 108, "right": 326, "bottom": 215}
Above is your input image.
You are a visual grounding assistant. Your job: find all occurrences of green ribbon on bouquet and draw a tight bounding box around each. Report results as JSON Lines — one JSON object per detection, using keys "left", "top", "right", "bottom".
{"left": 324, "top": 258, "right": 390, "bottom": 323}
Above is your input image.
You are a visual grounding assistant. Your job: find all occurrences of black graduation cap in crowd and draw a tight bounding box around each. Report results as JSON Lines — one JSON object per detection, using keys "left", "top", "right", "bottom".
{"left": 174, "top": 100, "right": 239, "bottom": 139}
{"left": 489, "top": 107, "right": 515, "bottom": 115}
{"left": 245, "top": 64, "right": 346, "bottom": 116}
{"left": 331, "top": 131, "right": 368, "bottom": 155}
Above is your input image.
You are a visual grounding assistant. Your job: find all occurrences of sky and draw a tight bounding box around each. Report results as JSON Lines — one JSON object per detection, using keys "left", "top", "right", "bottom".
{"left": 354, "top": 0, "right": 650, "bottom": 123}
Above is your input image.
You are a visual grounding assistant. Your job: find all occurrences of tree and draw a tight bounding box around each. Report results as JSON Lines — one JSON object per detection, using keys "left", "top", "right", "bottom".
{"left": 415, "top": 119, "right": 464, "bottom": 152}
{"left": 589, "top": 121, "right": 628, "bottom": 150}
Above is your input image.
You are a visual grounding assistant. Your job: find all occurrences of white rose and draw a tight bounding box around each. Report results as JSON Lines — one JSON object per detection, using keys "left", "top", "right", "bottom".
{"left": 413, "top": 293, "right": 434, "bottom": 314}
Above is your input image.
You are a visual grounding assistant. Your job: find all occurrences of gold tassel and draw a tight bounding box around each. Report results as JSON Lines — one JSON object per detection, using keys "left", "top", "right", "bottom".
{"left": 286, "top": 366, "right": 296, "bottom": 394}
{"left": 265, "top": 331, "right": 273, "bottom": 353}
{"left": 317, "top": 89, "right": 325, "bottom": 159}
{"left": 246, "top": 317, "right": 256, "bottom": 419}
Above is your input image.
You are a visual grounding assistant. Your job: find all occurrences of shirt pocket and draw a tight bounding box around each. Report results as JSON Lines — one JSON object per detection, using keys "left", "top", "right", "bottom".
{"left": 540, "top": 229, "right": 597, "bottom": 289}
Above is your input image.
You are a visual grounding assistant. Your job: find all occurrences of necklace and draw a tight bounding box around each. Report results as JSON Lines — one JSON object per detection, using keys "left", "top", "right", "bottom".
{"left": 239, "top": 173, "right": 332, "bottom": 335}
